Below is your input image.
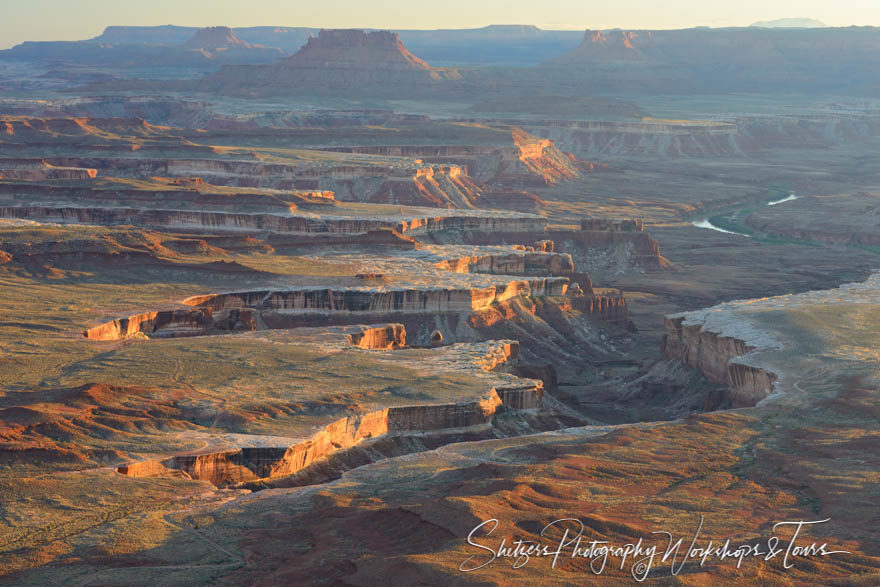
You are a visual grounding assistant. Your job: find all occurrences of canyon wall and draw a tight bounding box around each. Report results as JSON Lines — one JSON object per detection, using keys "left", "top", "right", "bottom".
{"left": 183, "top": 279, "right": 570, "bottom": 314}
{"left": 83, "top": 309, "right": 213, "bottom": 340}
{"left": 662, "top": 315, "right": 777, "bottom": 407}
{"left": 0, "top": 205, "right": 547, "bottom": 236}
{"left": 117, "top": 336, "right": 543, "bottom": 486}
{"left": 434, "top": 251, "right": 574, "bottom": 275}
{"left": 457, "top": 219, "right": 666, "bottom": 275}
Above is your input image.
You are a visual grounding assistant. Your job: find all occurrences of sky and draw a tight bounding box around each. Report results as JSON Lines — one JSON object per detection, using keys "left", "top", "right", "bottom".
{"left": 1, "top": 0, "right": 879, "bottom": 49}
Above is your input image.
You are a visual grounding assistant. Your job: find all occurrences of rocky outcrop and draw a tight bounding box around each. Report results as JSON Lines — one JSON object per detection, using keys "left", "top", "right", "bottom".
{"left": 184, "top": 279, "right": 570, "bottom": 314}
{"left": 0, "top": 158, "right": 97, "bottom": 180}
{"left": 519, "top": 119, "right": 755, "bottom": 157}
{"left": 345, "top": 324, "right": 406, "bottom": 349}
{"left": 199, "top": 29, "right": 463, "bottom": 97}
{"left": 117, "top": 392, "right": 504, "bottom": 485}
{"left": 84, "top": 276, "right": 571, "bottom": 341}
{"left": 83, "top": 309, "right": 213, "bottom": 340}
{"left": 325, "top": 127, "right": 582, "bottom": 188}
{"left": 433, "top": 251, "right": 574, "bottom": 275}
{"left": 117, "top": 338, "right": 542, "bottom": 486}
{"left": 0, "top": 181, "right": 332, "bottom": 211}
{"left": 184, "top": 26, "right": 252, "bottom": 50}
{"left": 0, "top": 205, "right": 546, "bottom": 236}
{"left": 662, "top": 315, "right": 778, "bottom": 407}
{"left": 457, "top": 218, "right": 667, "bottom": 276}
{"left": 571, "top": 291, "right": 628, "bottom": 327}
{"left": 544, "top": 27, "right": 880, "bottom": 95}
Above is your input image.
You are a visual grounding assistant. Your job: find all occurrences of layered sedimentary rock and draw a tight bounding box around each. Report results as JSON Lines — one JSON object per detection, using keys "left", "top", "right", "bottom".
{"left": 184, "top": 26, "right": 252, "bottom": 50}
{"left": 433, "top": 251, "right": 574, "bottom": 275}
{"left": 544, "top": 27, "right": 880, "bottom": 94}
{"left": 117, "top": 393, "right": 504, "bottom": 485}
{"left": 519, "top": 119, "right": 756, "bottom": 157}
{"left": 0, "top": 158, "right": 97, "bottom": 180}
{"left": 184, "top": 279, "right": 570, "bottom": 314}
{"left": 0, "top": 180, "right": 333, "bottom": 211}
{"left": 83, "top": 309, "right": 213, "bottom": 340}
{"left": 571, "top": 291, "right": 628, "bottom": 327}
{"left": 50, "top": 156, "right": 483, "bottom": 208}
{"left": 459, "top": 217, "right": 666, "bottom": 276}
{"left": 0, "top": 205, "right": 547, "bottom": 235}
{"left": 345, "top": 323, "right": 406, "bottom": 349}
{"left": 662, "top": 315, "right": 779, "bottom": 407}
{"left": 325, "top": 126, "right": 582, "bottom": 187}
{"left": 200, "top": 29, "right": 463, "bottom": 97}
{"left": 117, "top": 338, "right": 542, "bottom": 486}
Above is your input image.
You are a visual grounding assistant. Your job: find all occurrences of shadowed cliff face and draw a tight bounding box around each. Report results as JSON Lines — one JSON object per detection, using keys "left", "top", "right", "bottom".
{"left": 662, "top": 316, "right": 777, "bottom": 407}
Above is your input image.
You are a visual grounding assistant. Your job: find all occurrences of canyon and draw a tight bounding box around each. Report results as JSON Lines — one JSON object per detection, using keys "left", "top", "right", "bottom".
{"left": 0, "top": 20, "right": 878, "bottom": 586}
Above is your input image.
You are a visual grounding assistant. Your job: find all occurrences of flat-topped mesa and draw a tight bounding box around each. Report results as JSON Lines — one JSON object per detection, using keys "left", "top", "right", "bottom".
{"left": 116, "top": 338, "right": 543, "bottom": 486}
{"left": 62, "top": 157, "right": 474, "bottom": 207}
{"left": 662, "top": 315, "right": 777, "bottom": 408}
{"left": 199, "top": 29, "right": 462, "bottom": 97}
{"left": 517, "top": 118, "right": 753, "bottom": 157}
{"left": 284, "top": 29, "right": 432, "bottom": 71}
{"left": 544, "top": 27, "right": 880, "bottom": 94}
{"left": 0, "top": 205, "right": 546, "bottom": 236}
{"left": 0, "top": 180, "right": 334, "bottom": 212}
{"left": 184, "top": 26, "right": 252, "bottom": 50}
{"left": 183, "top": 279, "right": 570, "bottom": 314}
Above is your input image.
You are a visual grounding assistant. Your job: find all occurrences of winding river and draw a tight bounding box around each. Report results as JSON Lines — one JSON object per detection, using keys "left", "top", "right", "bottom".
{"left": 692, "top": 193, "right": 798, "bottom": 236}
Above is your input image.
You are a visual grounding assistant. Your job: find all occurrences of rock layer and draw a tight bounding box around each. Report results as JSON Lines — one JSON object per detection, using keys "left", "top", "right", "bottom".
{"left": 662, "top": 315, "right": 777, "bottom": 407}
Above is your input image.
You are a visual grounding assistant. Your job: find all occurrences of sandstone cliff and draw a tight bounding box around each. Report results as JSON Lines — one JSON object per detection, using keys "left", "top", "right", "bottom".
{"left": 116, "top": 337, "right": 542, "bottom": 486}
{"left": 662, "top": 315, "right": 779, "bottom": 407}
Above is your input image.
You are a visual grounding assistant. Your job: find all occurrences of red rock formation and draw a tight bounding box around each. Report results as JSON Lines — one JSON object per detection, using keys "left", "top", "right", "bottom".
{"left": 345, "top": 324, "right": 406, "bottom": 349}
{"left": 83, "top": 309, "right": 213, "bottom": 340}
{"left": 116, "top": 338, "right": 542, "bottom": 485}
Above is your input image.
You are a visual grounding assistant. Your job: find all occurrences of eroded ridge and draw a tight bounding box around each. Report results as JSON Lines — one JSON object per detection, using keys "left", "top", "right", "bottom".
{"left": 663, "top": 272, "right": 880, "bottom": 406}
{"left": 116, "top": 330, "right": 541, "bottom": 486}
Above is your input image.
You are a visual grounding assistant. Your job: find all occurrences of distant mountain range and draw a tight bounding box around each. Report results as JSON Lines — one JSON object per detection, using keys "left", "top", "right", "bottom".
{"left": 4, "top": 24, "right": 880, "bottom": 98}
{"left": 750, "top": 18, "right": 827, "bottom": 28}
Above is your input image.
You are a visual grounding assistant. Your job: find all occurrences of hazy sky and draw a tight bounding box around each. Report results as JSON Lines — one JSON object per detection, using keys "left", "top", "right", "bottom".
{"left": 1, "top": 0, "right": 878, "bottom": 49}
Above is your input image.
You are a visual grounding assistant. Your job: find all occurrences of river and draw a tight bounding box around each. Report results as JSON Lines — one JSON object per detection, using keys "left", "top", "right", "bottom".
{"left": 692, "top": 193, "right": 798, "bottom": 236}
